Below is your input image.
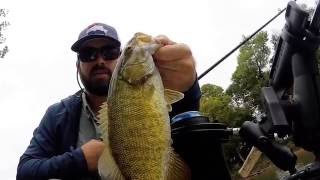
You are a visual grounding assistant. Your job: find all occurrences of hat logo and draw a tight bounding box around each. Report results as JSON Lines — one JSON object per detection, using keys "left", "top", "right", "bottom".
{"left": 86, "top": 25, "right": 108, "bottom": 35}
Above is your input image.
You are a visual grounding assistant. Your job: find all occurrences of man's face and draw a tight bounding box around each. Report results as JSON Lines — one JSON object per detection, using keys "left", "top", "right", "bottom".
{"left": 77, "top": 38, "right": 120, "bottom": 96}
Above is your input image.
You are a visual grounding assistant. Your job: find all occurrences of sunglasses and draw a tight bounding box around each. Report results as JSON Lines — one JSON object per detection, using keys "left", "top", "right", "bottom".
{"left": 78, "top": 45, "right": 121, "bottom": 62}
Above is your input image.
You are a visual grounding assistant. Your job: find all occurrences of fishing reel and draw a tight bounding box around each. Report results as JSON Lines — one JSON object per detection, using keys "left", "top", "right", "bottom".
{"left": 171, "top": 111, "right": 239, "bottom": 180}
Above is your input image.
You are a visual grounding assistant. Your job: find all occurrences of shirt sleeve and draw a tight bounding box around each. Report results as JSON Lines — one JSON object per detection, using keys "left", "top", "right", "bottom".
{"left": 170, "top": 79, "right": 201, "bottom": 118}
{"left": 16, "top": 105, "right": 88, "bottom": 180}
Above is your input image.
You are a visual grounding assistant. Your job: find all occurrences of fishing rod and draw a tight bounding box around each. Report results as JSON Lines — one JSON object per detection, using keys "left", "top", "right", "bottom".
{"left": 197, "top": 3, "right": 291, "bottom": 80}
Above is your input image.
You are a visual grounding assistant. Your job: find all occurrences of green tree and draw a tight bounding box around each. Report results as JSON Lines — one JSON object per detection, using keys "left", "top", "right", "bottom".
{"left": 200, "top": 84, "right": 233, "bottom": 124}
{"left": 201, "top": 83, "right": 224, "bottom": 98}
{"left": 200, "top": 84, "right": 253, "bottom": 126}
{"left": 0, "top": 9, "right": 9, "bottom": 58}
{"left": 226, "top": 31, "right": 270, "bottom": 112}
{"left": 199, "top": 83, "right": 253, "bottom": 174}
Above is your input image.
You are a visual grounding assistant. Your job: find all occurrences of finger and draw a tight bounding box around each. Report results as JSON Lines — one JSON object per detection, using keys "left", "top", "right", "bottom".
{"left": 154, "top": 43, "right": 191, "bottom": 61}
{"left": 96, "top": 137, "right": 104, "bottom": 141}
{"left": 157, "top": 58, "right": 197, "bottom": 92}
{"left": 154, "top": 35, "right": 176, "bottom": 45}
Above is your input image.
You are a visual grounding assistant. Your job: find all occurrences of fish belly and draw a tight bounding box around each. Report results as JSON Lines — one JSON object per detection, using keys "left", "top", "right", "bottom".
{"left": 109, "top": 80, "right": 170, "bottom": 180}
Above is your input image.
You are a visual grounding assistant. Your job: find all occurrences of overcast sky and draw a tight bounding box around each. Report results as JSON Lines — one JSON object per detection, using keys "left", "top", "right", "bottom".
{"left": 0, "top": 0, "right": 317, "bottom": 179}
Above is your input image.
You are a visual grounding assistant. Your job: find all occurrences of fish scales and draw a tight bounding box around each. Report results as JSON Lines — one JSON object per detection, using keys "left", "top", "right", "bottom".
{"left": 109, "top": 80, "right": 170, "bottom": 179}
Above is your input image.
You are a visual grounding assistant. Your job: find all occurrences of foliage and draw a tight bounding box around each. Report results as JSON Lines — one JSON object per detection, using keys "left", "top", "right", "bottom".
{"left": 226, "top": 31, "right": 270, "bottom": 112}
{"left": 0, "top": 9, "right": 9, "bottom": 58}
{"left": 200, "top": 84, "right": 232, "bottom": 123}
{"left": 200, "top": 84, "right": 253, "bottom": 126}
{"left": 270, "top": 33, "right": 279, "bottom": 53}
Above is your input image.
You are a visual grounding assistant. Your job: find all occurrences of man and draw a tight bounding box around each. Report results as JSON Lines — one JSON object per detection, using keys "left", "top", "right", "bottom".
{"left": 17, "top": 23, "right": 201, "bottom": 179}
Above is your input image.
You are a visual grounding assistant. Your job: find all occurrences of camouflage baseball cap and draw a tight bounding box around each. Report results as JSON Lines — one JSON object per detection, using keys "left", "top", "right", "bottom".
{"left": 71, "top": 23, "right": 121, "bottom": 52}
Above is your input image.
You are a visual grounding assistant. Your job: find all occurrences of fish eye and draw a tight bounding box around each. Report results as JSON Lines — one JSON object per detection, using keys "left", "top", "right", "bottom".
{"left": 124, "top": 46, "right": 133, "bottom": 56}
{"left": 126, "top": 46, "right": 132, "bottom": 51}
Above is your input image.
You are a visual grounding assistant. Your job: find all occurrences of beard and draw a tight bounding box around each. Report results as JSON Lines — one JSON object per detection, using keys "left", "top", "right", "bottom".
{"left": 78, "top": 65, "right": 113, "bottom": 96}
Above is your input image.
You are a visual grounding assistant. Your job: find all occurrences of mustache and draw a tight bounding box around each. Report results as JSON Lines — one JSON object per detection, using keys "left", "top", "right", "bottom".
{"left": 90, "top": 64, "right": 113, "bottom": 76}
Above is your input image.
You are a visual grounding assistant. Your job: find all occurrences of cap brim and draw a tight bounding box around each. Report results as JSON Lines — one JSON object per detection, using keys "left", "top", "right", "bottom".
{"left": 71, "top": 35, "right": 121, "bottom": 52}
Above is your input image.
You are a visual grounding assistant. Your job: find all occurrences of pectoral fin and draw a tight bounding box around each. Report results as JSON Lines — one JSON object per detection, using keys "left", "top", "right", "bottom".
{"left": 164, "top": 89, "right": 184, "bottom": 112}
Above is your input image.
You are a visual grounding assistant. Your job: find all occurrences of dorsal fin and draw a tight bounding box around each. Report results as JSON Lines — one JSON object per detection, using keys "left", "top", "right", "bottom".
{"left": 97, "top": 101, "right": 109, "bottom": 136}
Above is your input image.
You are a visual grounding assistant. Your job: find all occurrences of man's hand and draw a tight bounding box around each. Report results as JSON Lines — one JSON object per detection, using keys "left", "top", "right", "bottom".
{"left": 81, "top": 139, "right": 105, "bottom": 172}
{"left": 153, "top": 35, "right": 197, "bottom": 92}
